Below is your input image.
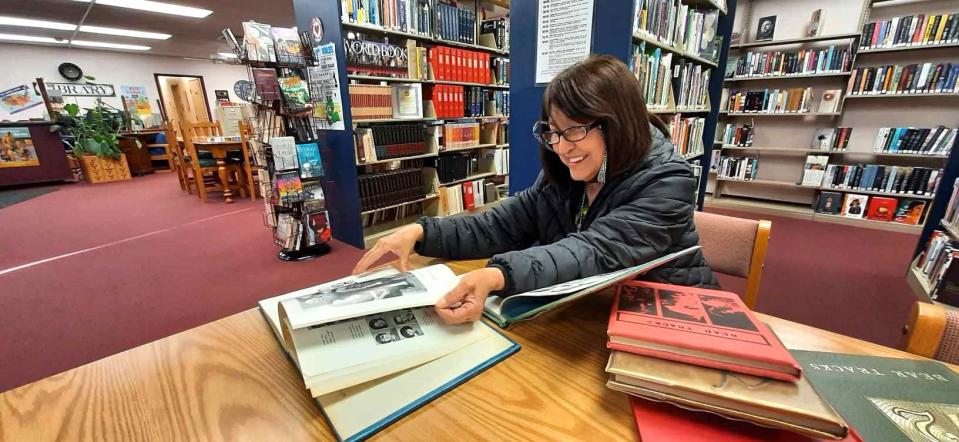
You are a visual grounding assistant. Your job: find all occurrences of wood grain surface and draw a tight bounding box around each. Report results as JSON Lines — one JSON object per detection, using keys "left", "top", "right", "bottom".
{"left": 2, "top": 257, "right": 955, "bottom": 441}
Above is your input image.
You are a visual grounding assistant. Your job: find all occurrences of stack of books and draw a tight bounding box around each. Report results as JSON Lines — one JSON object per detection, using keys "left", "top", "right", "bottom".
{"left": 353, "top": 123, "right": 428, "bottom": 164}
{"left": 632, "top": 46, "right": 673, "bottom": 110}
{"left": 668, "top": 114, "right": 705, "bottom": 157}
{"left": 860, "top": 13, "right": 959, "bottom": 50}
{"left": 428, "top": 84, "right": 465, "bottom": 118}
{"left": 873, "top": 127, "right": 957, "bottom": 155}
{"left": 719, "top": 121, "right": 755, "bottom": 147}
{"left": 431, "top": 152, "right": 480, "bottom": 184}
{"left": 429, "top": 46, "right": 491, "bottom": 83}
{"left": 847, "top": 63, "right": 959, "bottom": 95}
{"left": 438, "top": 177, "right": 493, "bottom": 215}
{"left": 480, "top": 18, "right": 510, "bottom": 51}
{"left": 358, "top": 168, "right": 428, "bottom": 211}
{"left": 604, "top": 281, "right": 851, "bottom": 441}
{"left": 441, "top": 121, "right": 480, "bottom": 150}
{"left": 716, "top": 156, "right": 759, "bottom": 180}
{"left": 348, "top": 84, "right": 394, "bottom": 120}
{"left": 820, "top": 164, "right": 941, "bottom": 195}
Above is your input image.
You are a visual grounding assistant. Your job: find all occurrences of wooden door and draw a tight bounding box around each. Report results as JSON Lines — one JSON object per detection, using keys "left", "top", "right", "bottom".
{"left": 170, "top": 83, "right": 196, "bottom": 126}
{"left": 187, "top": 78, "right": 210, "bottom": 122}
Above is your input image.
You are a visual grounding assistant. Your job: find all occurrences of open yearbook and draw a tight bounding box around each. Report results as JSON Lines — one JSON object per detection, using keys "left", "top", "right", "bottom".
{"left": 483, "top": 246, "right": 701, "bottom": 328}
{"left": 258, "top": 265, "right": 519, "bottom": 441}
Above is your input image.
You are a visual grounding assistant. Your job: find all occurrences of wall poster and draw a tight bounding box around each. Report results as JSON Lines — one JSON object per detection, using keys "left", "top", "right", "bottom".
{"left": 0, "top": 127, "right": 40, "bottom": 168}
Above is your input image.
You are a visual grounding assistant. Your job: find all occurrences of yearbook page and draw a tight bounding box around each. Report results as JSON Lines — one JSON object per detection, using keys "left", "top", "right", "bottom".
{"left": 280, "top": 264, "right": 459, "bottom": 330}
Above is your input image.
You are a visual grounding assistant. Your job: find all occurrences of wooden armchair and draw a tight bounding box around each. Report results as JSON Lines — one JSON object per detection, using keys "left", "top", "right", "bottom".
{"left": 180, "top": 121, "right": 249, "bottom": 202}
{"left": 160, "top": 121, "right": 188, "bottom": 191}
{"left": 185, "top": 121, "right": 224, "bottom": 138}
{"left": 693, "top": 211, "right": 772, "bottom": 309}
{"left": 902, "top": 301, "right": 959, "bottom": 364}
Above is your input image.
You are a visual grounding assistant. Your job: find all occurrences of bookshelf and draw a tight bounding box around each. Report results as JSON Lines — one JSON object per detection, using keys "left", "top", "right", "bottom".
{"left": 707, "top": 0, "right": 959, "bottom": 234}
{"left": 335, "top": 0, "right": 512, "bottom": 247}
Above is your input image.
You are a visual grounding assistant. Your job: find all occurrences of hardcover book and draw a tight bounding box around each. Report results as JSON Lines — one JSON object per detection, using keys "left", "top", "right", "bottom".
{"left": 278, "top": 74, "right": 311, "bottom": 110}
{"left": 295, "top": 142, "right": 323, "bottom": 179}
{"left": 252, "top": 68, "right": 281, "bottom": 102}
{"left": 483, "top": 246, "right": 701, "bottom": 328}
{"left": 257, "top": 266, "right": 519, "bottom": 442}
{"left": 606, "top": 350, "right": 848, "bottom": 440}
{"left": 628, "top": 396, "right": 860, "bottom": 441}
{"left": 802, "top": 155, "right": 830, "bottom": 186}
{"left": 792, "top": 350, "right": 959, "bottom": 442}
{"left": 242, "top": 21, "right": 276, "bottom": 62}
{"left": 841, "top": 194, "right": 869, "bottom": 219}
{"left": 816, "top": 191, "right": 843, "bottom": 215}
{"left": 304, "top": 211, "right": 332, "bottom": 246}
{"left": 894, "top": 199, "right": 926, "bottom": 225}
{"left": 607, "top": 281, "right": 801, "bottom": 381}
{"left": 270, "top": 136, "right": 299, "bottom": 171}
{"left": 302, "top": 181, "right": 326, "bottom": 212}
{"left": 276, "top": 171, "right": 304, "bottom": 205}
{"left": 866, "top": 197, "right": 898, "bottom": 222}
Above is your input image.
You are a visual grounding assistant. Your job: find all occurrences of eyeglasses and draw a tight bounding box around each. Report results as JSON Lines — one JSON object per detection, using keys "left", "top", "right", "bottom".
{"left": 532, "top": 120, "right": 602, "bottom": 150}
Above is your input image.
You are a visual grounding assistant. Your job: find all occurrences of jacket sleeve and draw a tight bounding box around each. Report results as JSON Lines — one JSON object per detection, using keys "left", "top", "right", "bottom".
{"left": 414, "top": 177, "right": 544, "bottom": 259}
{"left": 489, "top": 161, "right": 695, "bottom": 296}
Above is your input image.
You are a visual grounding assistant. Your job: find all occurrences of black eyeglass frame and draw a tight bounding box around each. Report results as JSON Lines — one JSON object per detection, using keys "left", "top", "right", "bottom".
{"left": 532, "top": 120, "right": 603, "bottom": 150}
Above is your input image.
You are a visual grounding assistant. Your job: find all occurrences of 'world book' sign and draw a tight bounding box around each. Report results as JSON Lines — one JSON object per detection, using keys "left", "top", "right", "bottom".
{"left": 45, "top": 82, "right": 116, "bottom": 97}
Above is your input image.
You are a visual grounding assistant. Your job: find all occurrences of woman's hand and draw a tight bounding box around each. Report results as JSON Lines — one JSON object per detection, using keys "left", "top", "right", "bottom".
{"left": 434, "top": 267, "right": 506, "bottom": 324}
{"left": 352, "top": 224, "right": 424, "bottom": 274}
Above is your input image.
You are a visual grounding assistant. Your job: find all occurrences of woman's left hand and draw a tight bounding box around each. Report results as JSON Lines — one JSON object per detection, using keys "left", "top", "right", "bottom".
{"left": 434, "top": 267, "right": 506, "bottom": 324}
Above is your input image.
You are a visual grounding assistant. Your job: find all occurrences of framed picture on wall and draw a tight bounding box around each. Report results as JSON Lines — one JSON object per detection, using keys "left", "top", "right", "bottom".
{"left": 756, "top": 16, "right": 777, "bottom": 41}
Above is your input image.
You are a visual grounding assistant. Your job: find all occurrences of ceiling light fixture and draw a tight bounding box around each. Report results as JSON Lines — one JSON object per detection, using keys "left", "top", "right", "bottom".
{"left": 70, "top": 40, "right": 151, "bottom": 51}
{"left": 0, "top": 33, "right": 66, "bottom": 44}
{"left": 73, "top": 0, "right": 213, "bottom": 19}
{"left": 217, "top": 52, "right": 237, "bottom": 58}
{"left": 0, "top": 16, "right": 171, "bottom": 40}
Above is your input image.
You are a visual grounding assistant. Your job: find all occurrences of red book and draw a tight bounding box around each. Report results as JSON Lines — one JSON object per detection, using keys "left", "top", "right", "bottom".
{"left": 607, "top": 281, "right": 802, "bottom": 382}
{"left": 866, "top": 196, "right": 897, "bottom": 221}
{"left": 462, "top": 181, "right": 475, "bottom": 210}
{"left": 629, "top": 397, "right": 863, "bottom": 442}
{"left": 440, "top": 47, "right": 450, "bottom": 81}
{"left": 428, "top": 47, "right": 439, "bottom": 81}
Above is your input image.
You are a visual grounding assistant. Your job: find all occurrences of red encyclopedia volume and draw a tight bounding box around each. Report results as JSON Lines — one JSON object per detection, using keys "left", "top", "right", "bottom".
{"left": 607, "top": 281, "right": 801, "bottom": 382}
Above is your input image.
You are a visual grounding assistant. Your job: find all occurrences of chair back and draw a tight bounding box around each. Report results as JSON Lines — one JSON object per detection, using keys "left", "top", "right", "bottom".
{"left": 903, "top": 301, "right": 959, "bottom": 364}
{"left": 185, "top": 121, "right": 223, "bottom": 138}
{"left": 693, "top": 211, "right": 771, "bottom": 309}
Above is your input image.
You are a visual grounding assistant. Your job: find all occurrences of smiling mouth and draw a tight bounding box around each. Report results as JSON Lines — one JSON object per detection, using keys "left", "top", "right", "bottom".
{"left": 566, "top": 155, "right": 587, "bottom": 165}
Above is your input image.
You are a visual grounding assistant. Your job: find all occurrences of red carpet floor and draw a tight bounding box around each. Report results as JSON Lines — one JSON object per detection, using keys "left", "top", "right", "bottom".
{"left": 0, "top": 173, "right": 368, "bottom": 392}
{"left": 0, "top": 174, "right": 919, "bottom": 392}
{"left": 705, "top": 207, "right": 918, "bottom": 350}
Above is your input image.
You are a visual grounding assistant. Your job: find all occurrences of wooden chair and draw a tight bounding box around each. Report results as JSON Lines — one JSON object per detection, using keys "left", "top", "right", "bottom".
{"left": 693, "top": 211, "right": 772, "bottom": 309}
{"left": 161, "top": 121, "right": 189, "bottom": 191}
{"left": 180, "top": 121, "right": 249, "bottom": 202}
{"left": 902, "top": 301, "right": 959, "bottom": 364}
{"left": 185, "top": 121, "right": 223, "bottom": 139}
{"left": 145, "top": 136, "right": 174, "bottom": 171}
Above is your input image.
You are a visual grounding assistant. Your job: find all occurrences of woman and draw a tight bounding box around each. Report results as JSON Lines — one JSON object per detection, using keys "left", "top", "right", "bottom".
{"left": 353, "top": 55, "right": 717, "bottom": 324}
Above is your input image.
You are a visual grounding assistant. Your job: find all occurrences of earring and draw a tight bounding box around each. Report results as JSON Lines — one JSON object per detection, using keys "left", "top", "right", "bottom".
{"left": 597, "top": 152, "right": 608, "bottom": 183}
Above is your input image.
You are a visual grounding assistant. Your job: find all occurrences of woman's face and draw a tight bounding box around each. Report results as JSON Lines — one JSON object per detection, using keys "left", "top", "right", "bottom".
{"left": 549, "top": 109, "right": 607, "bottom": 182}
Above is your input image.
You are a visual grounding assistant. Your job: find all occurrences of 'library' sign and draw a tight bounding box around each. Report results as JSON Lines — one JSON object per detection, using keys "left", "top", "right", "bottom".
{"left": 45, "top": 82, "right": 116, "bottom": 97}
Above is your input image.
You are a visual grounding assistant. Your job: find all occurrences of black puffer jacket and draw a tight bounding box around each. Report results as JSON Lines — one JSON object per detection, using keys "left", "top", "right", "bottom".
{"left": 415, "top": 124, "right": 718, "bottom": 296}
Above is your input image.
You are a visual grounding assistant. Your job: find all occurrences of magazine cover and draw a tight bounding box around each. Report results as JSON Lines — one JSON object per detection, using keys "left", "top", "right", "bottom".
{"left": 296, "top": 142, "right": 323, "bottom": 179}
{"left": 242, "top": 21, "right": 276, "bottom": 62}
{"left": 278, "top": 74, "right": 311, "bottom": 110}
{"left": 0, "top": 126, "right": 39, "bottom": 168}
{"left": 304, "top": 211, "right": 332, "bottom": 246}
{"left": 894, "top": 199, "right": 926, "bottom": 225}
{"left": 271, "top": 26, "right": 305, "bottom": 66}
{"left": 815, "top": 191, "right": 842, "bottom": 214}
{"left": 302, "top": 181, "right": 326, "bottom": 212}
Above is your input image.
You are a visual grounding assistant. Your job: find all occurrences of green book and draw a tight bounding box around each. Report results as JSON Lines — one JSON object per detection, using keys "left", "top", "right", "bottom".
{"left": 792, "top": 350, "right": 959, "bottom": 442}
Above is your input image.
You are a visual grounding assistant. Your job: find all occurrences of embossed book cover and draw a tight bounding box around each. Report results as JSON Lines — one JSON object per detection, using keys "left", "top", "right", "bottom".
{"left": 792, "top": 350, "right": 959, "bottom": 442}
{"left": 607, "top": 281, "right": 801, "bottom": 381}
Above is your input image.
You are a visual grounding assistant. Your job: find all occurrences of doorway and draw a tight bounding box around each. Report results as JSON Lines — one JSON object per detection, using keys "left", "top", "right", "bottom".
{"left": 154, "top": 74, "right": 212, "bottom": 126}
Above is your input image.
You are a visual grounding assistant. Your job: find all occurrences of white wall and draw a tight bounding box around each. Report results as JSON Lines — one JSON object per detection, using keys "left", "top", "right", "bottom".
{"left": 0, "top": 43, "right": 247, "bottom": 121}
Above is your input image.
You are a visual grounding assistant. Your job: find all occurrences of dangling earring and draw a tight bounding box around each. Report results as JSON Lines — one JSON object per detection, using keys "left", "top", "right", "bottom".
{"left": 597, "top": 152, "right": 608, "bottom": 183}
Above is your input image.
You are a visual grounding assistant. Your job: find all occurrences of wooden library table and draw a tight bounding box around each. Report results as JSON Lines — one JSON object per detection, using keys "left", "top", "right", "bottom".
{"left": 2, "top": 257, "right": 955, "bottom": 441}
{"left": 189, "top": 140, "right": 255, "bottom": 204}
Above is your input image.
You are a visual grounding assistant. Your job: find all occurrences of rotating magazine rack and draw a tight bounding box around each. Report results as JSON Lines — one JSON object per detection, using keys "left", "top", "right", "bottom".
{"left": 228, "top": 24, "right": 333, "bottom": 261}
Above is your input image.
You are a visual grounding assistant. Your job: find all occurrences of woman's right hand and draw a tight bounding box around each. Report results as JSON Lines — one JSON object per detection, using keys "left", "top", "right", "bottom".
{"left": 352, "top": 224, "right": 424, "bottom": 274}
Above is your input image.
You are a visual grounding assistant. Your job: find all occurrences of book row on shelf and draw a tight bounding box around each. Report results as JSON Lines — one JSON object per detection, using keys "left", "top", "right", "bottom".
{"left": 346, "top": 34, "right": 509, "bottom": 85}
{"left": 633, "top": 0, "right": 722, "bottom": 62}
{"left": 340, "top": 0, "right": 510, "bottom": 51}
{"left": 275, "top": 210, "right": 331, "bottom": 250}
{"left": 438, "top": 177, "right": 498, "bottom": 216}
{"left": 942, "top": 178, "right": 959, "bottom": 228}
{"left": 915, "top": 230, "right": 959, "bottom": 305}
{"left": 715, "top": 156, "right": 759, "bottom": 181}
{"left": 814, "top": 191, "right": 926, "bottom": 225}
{"left": 847, "top": 63, "right": 959, "bottom": 96}
{"left": 813, "top": 163, "right": 941, "bottom": 197}
{"left": 632, "top": 47, "right": 674, "bottom": 110}
{"left": 717, "top": 121, "right": 754, "bottom": 147}
{"left": 673, "top": 61, "right": 711, "bottom": 109}
{"left": 354, "top": 123, "right": 428, "bottom": 162}
{"left": 441, "top": 121, "right": 481, "bottom": 150}
{"left": 873, "top": 126, "right": 957, "bottom": 155}
{"left": 667, "top": 114, "right": 705, "bottom": 158}
{"left": 359, "top": 168, "right": 428, "bottom": 212}
{"left": 860, "top": 12, "right": 959, "bottom": 51}
{"left": 812, "top": 127, "right": 853, "bottom": 151}
{"left": 722, "top": 87, "right": 844, "bottom": 114}
{"left": 726, "top": 44, "right": 852, "bottom": 79}
{"left": 346, "top": 82, "right": 508, "bottom": 120}
{"left": 431, "top": 151, "right": 486, "bottom": 184}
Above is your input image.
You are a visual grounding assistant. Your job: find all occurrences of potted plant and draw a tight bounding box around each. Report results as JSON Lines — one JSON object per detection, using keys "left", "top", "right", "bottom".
{"left": 61, "top": 102, "right": 131, "bottom": 183}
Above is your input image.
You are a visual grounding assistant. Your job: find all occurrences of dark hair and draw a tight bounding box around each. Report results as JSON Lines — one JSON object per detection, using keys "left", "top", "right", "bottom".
{"left": 540, "top": 54, "right": 670, "bottom": 185}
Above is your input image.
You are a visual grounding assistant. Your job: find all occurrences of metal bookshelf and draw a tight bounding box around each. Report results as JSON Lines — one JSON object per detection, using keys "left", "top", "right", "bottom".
{"left": 858, "top": 42, "right": 959, "bottom": 54}
{"left": 730, "top": 33, "right": 861, "bottom": 49}
{"left": 727, "top": 72, "right": 852, "bottom": 81}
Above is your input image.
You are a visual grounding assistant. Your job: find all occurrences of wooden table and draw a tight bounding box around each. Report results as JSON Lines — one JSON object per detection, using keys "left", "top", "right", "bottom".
{"left": 2, "top": 257, "right": 955, "bottom": 440}
{"left": 190, "top": 140, "right": 255, "bottom": 204}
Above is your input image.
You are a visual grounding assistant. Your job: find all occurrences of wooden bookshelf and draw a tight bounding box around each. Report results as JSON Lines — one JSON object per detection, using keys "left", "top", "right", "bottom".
{"left": 941, "top": 221, "right": 959, "bottom": 241}
{"left": 730, "top": 33, "right": 861, "bottom": 49}
{"left": 341, "top": 22, "right": 509, "bottom": 55}
{"left": 360, "top": 194, "right": 440, "bottom": 215}
{"left": 347, "top": 75, "right": 510, "bottom": 90}
{"left": 858, "top": 42, "right": 959, "bottom": 54}
{"left": 720, "top": 112, "right": 842, "bottom": 117}
{"left": 727, "top": 72, "right": 851, "bottom": 81}
{"left": 632, "top": 33, "right": 719, "bottom": 67}
{"left": 845, "top": 93, "right": 959, "bottom": 99}
{"left": 819, "top": 187, "right": 936, "bottom": 200}
{"left": 439, "top": 172, "right": 497, "bottom": 187}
